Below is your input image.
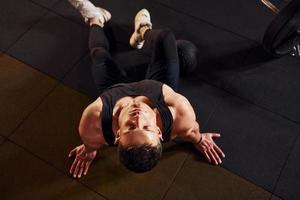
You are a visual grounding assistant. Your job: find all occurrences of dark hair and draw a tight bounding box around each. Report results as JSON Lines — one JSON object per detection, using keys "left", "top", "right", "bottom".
{"left": 118, "top": 142, "right": 163, "bottom": 173}
{"left": 176, "top": 40, "right": 199, "bottom": 76}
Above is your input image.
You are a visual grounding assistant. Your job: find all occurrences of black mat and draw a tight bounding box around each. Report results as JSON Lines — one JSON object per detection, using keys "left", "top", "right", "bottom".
{"left": 4, "top": 0, "right": 300, "bottom": 199}
{"left": 0, "top": 0, "right": 47, "bottom": 52}
{"left": 204, "top": 94, "right": 300, "bottom": 192}
{"left": 178, "top": 79, "right": 229, "bottom": 128}
{"left": 62, "top": 53, "right": 98, "bottom": 98}
{"left": 155, "top": 0, "right": 274, "bottom": 42}
{"left": 7, "top": 12, "right": 89, "bottom": 80}
{"left": 228, "top": 54, "right": 300, "bottom": 123}
{"left": 29, "top": 0, "right": 60, "bottom": 9}
{"left": 52, "top": 0, "right": 87, "bottom": 26}
{"left": 274, "top": 134, "right": 300, "bottom": 200}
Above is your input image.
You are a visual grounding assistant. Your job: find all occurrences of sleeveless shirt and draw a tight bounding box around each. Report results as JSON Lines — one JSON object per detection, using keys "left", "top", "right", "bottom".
{"left": 99, "top": 80, "right": 173, "bottom": 146}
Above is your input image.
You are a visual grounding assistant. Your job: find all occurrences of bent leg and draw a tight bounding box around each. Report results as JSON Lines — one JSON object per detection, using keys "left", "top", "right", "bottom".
{"left": 144, "top": 29, "right": 180, "bottom": 91}
{"left": 89, "top": 24, "right": 124, "bottom": 92}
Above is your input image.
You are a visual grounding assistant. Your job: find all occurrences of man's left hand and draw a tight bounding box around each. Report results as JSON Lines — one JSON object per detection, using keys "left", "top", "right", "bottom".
{"left": 194, "top": 133, "right": 225, "bottom": 165}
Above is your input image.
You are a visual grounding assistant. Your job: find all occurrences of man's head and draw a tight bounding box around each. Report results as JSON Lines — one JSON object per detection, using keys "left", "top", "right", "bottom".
{"left": 115, "top": 101, "right": 163, "bottom": 172}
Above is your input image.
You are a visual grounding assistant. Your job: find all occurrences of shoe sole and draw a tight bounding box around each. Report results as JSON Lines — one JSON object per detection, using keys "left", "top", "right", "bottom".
{"left": 129, "top": 9, "right": 151, "bottom": 49}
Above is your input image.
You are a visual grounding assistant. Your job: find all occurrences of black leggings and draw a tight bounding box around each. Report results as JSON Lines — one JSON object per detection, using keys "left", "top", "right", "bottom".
{"left": 89, "top": 25, "right": 179, "bottom": 93}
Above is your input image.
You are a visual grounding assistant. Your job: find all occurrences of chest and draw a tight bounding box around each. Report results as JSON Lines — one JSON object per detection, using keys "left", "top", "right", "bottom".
{"left": 111, "top": 96, "right": 176, "bottom": 136}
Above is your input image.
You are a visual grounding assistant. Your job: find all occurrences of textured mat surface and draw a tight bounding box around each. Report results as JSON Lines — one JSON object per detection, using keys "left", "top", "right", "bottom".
{"left": 154, "top": 0, "right": 275, "bottom": 41}
{"left": 0, "top": 141, "right": 73, "bottom": 200}
{"left": 274, "top": 134, "right": 300, "bottom": 200}
{"left": 204, "top": 95, "right": 300, "bottom": 192}
{"left": 0, "top": 54, "right": 57, "bottom": 137}
{"left": 1, "top": 0, "right": 300, "bottom": 199}
{"left": 0, "top": 0, "right": 47, "bottom": 51}
{"left": 7, "top": 12, "right": 89, "bottom": 80}
{"left": 229, "top": 54, "right": 300, "bottom": 124}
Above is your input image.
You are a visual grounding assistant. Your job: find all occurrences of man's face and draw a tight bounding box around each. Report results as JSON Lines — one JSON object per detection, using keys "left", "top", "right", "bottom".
{"left": 116, "top": 101, "right": 162, "bottom": 147}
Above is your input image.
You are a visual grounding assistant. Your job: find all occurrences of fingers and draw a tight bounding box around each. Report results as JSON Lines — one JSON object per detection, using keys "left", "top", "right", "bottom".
{"left": 84, "top": 162, "right": 91, "bottom": 176}
{"left": 214, "top": 143, "right": 225, "bottom": 158}
{"left": 198, "top": 133, "right": 225, "bottom": 165}
{"left": 69, "top": 157, "right": 78, "bottom": 175}
{"left": 204, "top": 148, "right": 222, "bottom": 165}
{"left": 73, "top": 159, "right": 82, "bottom": 178}
{"left": 207, "top": 150, "right": 218, "bottom": 165}
{"left": 211, "top": 133, "right": 221, "bottom": 138}
{"left": 68, "top": 148, "right": 77, "bottom": 158}
{"left": 199, "top": 142, "right": 224, "bottom": 165}
{"left": 70, "top": 159, "right": 91, "bottom": 178}
{"left": 77, "top": 162, "right": 85, "bottom": 178}
{"left": 211, "top": 148, "right": 222, "bottom": 164}
{"left": 203, "top": 150, "right": 211, "bottom": 164}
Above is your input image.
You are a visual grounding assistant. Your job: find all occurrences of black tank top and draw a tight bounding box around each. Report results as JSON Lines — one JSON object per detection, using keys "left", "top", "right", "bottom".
{"left": 100, "top": 80, "right": 173, "bottom": 146}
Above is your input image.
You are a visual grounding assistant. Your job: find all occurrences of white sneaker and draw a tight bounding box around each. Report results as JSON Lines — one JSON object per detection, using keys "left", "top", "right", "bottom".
{"left": 129, "top": 9, "right": 152, "bottom": 49}
{"left": 68, "top": 0, "right": 111, "bottom": 27}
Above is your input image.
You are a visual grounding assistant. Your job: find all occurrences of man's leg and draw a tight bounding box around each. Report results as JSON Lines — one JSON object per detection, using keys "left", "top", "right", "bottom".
{"left": 143, "top": 29, "right": 180, "bottom": 91}
{"left": 69, "top": 0, "right": 125, "bottom": 92}
{"left": 89, "top": 19, "right": 125, "bottom": 92}
{"left": 129, "top": 9, "right": 179, "bottom": 91}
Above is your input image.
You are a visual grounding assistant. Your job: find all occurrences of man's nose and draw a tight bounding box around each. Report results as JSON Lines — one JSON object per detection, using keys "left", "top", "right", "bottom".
{"left": 134, "top": 116, "right": 146, "bottom": 127}
{"left": 132, "top": 102, "right": 141, "bottom": 107}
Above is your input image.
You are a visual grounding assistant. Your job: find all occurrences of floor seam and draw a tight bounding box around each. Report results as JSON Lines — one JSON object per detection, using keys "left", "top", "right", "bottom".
{"left": 160, "top": 153, "right": 189, "bottom": 200}
{"left": 198, "top": 45, "right": 300, "bottom": 133}
{"left": 203, "top": 93, "right": 227, "bottom": 130}
{"left": 7, "top": 81, "right": 61, "bottom": 138}
{"left": 5, "top": 47, "right": 89, "bottom": 138}
{"left": 0, "top": 137, "right": 8, "bottom": 146}
{"left": 55, "top": 180, "right": 75, "bottom": 200}
{"left": 220, "top": 165, "right": 275, "bottom": 194}
{"left": 270, "top": 129, "right": 300, "bottom": 197}
{"left": 5, "top": 137, "right": 111, "bottom": 200}
{"left": 29, "top": 0, "right": 88, "bottom": 28}
{"left": 151, "top": 0, "right": 261, "bottom": 45}
{"left": 198, "top": 76, "right": 300, "bottom": 127}
{"left": 27, "top": 0, "right": 61, "bottom": 12}
{"left": 3, "top": 8, "right": 50, "bottom": 54}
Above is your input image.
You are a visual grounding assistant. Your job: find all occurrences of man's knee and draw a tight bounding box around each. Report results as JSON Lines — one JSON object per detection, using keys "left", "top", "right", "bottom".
{"left": 90, "top": 47, "right": 111, "bottom": 64}
{"left": 157, "top": 29, "right": 176, "bottom": 43}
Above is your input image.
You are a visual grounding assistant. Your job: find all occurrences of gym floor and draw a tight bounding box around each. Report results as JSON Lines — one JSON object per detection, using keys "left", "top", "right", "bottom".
{"left": 0, "top": 0, "right": 299, "bottom": 200}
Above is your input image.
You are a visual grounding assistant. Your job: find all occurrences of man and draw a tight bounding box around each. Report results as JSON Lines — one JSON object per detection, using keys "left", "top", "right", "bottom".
{"left": 68, "top": 0, "right": 225, "bottom": 178}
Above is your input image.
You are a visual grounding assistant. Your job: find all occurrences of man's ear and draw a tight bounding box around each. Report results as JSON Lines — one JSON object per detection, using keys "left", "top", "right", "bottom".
{"left": 157, "top": 127, "right": 163, "bottom": 142}
{"left": 114, "top": 130, "right": 121, "bottom": 145}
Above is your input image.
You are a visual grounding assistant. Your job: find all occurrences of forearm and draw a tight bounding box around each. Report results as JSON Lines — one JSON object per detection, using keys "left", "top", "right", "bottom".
{"left": 179, "top": 121, "right": 202, "bottom": 144}
{"left": 183, "top": 131, "right": 202, "bottom": 144}
{"left": 80, "top": 134, "right": 103, "bottom": 152}
{"left": 79, "top": 127, "right": 104, "bottom": 152}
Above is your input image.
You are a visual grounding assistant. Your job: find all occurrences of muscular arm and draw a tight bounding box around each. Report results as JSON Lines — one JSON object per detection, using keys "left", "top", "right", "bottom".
{"left": 162, "top": 84, "right": 200, "bottom": 142}
{"left": 78, "top": 101, "right": 105, "bottom": 151}
{"left": 162, "top": 84, "right": 225, "bottom": 165}
{"left": 69, "top": 98, "right": 106, "bottom": 178}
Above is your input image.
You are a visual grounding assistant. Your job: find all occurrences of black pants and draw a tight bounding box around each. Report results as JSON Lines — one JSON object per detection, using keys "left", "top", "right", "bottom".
{"left": 89, "top": 25, "right": 179, "bottom": 92}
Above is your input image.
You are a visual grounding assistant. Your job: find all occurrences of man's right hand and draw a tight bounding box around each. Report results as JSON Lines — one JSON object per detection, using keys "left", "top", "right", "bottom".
{"left": 68, "top": 144, "right": 97, "bottom": 178}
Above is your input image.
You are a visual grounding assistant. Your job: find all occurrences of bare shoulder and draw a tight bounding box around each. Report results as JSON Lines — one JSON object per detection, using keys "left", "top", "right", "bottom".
{"left": 84, "top": 97, "right": 103, "bottom": 114}
{"left": 162, "top": 84, "right": 186, "bottom": 106}
{"left": 162, "top": 84, "right": 193, "bottom": 112}
{"left": 79, "top": 98, "right": 102, "bottom": 128}
{"left": 79, "top": 97, "right": 107, "bottom": 148}
{"left": 162, "top": 84, "right": 197, "bottom": 138}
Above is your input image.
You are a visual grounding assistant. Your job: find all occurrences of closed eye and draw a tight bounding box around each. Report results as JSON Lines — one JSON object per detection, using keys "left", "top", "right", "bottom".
{"left": 128, "top": 125, "right": 136, "bottom": 130}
